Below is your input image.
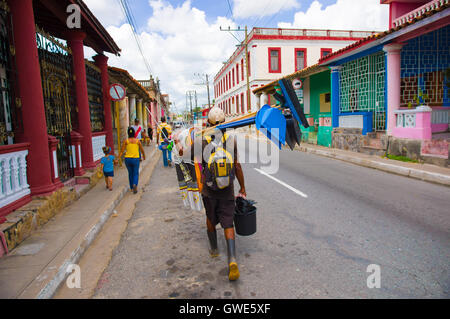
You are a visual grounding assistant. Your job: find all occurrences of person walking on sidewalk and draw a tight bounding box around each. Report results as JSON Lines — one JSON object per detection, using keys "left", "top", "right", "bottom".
{"left": 148, "top": 126, "right": 153, "bottom": 145}
{"left": 100, "top": 146, "right": 118, "bottom": 191}
{"left": 157, "top": 116, "right": 173, "bottom": 167}
{"left": 119, "top": 127, "right": 146, "bottom": 194}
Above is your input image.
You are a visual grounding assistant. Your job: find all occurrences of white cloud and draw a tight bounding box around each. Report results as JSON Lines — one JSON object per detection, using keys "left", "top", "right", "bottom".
{"left": 278, "top": 0, "right": 389, "bottom": 31}
{"left": 83, "top": 0, "right": 126, "bottom": 27}
{"left": 86, "top": 0, "right": 237, "bottom": 112}
{"left": 233, "top": 0, "right": 301, "bottom": 19}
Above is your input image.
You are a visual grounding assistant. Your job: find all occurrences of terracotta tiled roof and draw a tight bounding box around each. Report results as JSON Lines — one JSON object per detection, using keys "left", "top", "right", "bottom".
{"left": 318, "top": 2, "right": 449, "bottom": 64}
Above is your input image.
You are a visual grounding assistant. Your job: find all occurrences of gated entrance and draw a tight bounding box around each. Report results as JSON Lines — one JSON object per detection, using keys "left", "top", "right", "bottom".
{"left": 36, "top": 27, "right": 76, "bottom": 181}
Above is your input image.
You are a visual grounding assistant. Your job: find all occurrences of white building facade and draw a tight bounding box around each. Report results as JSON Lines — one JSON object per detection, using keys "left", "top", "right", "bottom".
{"left": 213, "top": 28, "right": 377, "bottom": 118}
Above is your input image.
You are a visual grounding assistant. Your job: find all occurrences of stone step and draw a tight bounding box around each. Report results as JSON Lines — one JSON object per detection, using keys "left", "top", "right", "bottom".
{"left": 367, "top": 131, "right": 386, "bottom": 139}
{"left": 360, "top": 146, "right": 386, "bottom": 157}
{"left": 368, "top": 138, "right": 384, "bottom": 149}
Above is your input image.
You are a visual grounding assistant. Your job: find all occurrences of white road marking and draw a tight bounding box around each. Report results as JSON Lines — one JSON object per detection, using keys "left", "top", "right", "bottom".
{"left": 254, "top": 168, "right": 308, "bottom": 198}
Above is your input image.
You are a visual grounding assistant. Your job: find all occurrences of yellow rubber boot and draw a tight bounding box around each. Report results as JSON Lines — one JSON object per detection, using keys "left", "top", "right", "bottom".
{"left": 228, "top": 260, "right": 240, "bottom": 281}
{"left": 226, "top": 239, "right": 240, "bottom": 281}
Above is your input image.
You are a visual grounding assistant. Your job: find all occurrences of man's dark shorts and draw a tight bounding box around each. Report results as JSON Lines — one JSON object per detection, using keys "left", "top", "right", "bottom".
{"left": 202, "top": 196, "right": 235, "bottom": 229}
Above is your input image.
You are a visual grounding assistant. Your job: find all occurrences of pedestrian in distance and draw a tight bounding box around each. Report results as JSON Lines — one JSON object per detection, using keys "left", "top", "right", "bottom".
{"left": 141, "top": 129, "right": 149, "bottom": 146}
{"left": 100, "top": 146, "right": 118, "bottom": 191}
{"left": 119, "top": 127, "right": 146, "bottom": 194}
{"left": 148, "top": 126, "right": 153, "bottom": 145}
{"left": 131, "top": 118, "right": 143, "bottom": 141}
{"left": 157, "top": 116, "right": 173, "bottom": 167}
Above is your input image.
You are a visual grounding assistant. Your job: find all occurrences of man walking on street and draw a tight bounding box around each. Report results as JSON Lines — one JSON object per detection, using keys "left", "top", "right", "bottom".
{"left": 157, "top": 116, "right": 173, "bottom": 167}
{"left": 181, "top": 107, "right": 246, "bottom": 281}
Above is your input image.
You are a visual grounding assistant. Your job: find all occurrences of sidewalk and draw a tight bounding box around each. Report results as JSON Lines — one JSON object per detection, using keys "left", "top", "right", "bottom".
{"left": 0, "top": 145, "right": 160, "bottom": 299}
{"left": 246, "top": 133, "right": 450, "bottom": 187}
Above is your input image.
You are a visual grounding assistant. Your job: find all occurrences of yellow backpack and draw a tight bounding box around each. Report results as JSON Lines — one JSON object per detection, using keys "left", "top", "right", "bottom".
{"left": 203, "top": 131, "right": 235, "bottom": 190}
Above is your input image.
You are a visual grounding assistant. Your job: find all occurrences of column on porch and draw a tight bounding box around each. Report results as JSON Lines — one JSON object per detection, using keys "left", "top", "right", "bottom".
{"left": 261, "top": 92, "right": 268, "bottom": 106}
{"left": 8, "top": 0, "right": 56, "bottom": 195}
{"left": 93, "top": 54, "right": 114, "bottom": 152}
{"left": 255, "top": 93, "right": 261, "bottom": 110}
{"left": 143, "top": 103, "right": 148, "bottom": 129}
{"left": 137, "top": 98, "right": 143, "bottom": 126}
{"left": 67, "top": 31, "right": 95, "bottom": 169}
{"left": 330, "top": 66, "right": 341, "bottom": 128}
{"left": 383, "top": 43, "right": 404, "bottom": 135}
{"left": 150, "top": 101, "right": 157, "bottom": 139}
{"left": 128, "top": 94, "right": 137, "bottom": 125}
{"left": 118, "top": 98, "right": 129, "bottom": 149}
{"left": 157, "top": 102, "right": 161, "bottom": 122}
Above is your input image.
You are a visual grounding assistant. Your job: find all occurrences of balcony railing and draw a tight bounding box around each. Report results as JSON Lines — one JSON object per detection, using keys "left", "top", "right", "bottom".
{"left": 0, "top": 143, "right": 30, "bottom": 210}
{"left": 250, "top": 27, "right": 376, "bottom": 39}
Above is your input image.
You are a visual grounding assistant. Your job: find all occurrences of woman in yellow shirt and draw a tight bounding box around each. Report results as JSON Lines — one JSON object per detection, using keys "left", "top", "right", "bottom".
{"left": 119, "top": 127, "right": 146, "bottom": 194}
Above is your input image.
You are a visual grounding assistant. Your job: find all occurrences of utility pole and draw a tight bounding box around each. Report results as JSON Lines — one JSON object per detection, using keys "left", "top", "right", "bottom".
{"left": 220, "top": 25, "right": 251, "bottom": 113}
{"left": 244, "top": 25, "right": 251, "bottom": 113}
{"left": 186, "top": 90, "right": 196, "bottom": 123}
{"left": 194, "top": 73, "right": 211, "bottom": 108}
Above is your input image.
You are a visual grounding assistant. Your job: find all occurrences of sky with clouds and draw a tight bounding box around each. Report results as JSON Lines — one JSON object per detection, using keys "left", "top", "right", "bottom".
{"left": 83, "top": 0, "right": 389, "bottom": 114}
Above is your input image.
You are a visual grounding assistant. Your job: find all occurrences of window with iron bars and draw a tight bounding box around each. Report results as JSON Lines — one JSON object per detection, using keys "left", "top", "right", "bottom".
{"left": 339, "top": 51, "right": 386, "bottom": 131}
{"left": 400, "top": 25, "right": 449, "bottom": 108}
{"left": 85, "top": 62, "right": 104, "bottom": 132}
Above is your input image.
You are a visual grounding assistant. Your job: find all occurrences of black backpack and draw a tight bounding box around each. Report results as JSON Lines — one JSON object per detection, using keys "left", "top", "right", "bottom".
{"left": 161, "top": 126, "right": 169, "bottom": 143}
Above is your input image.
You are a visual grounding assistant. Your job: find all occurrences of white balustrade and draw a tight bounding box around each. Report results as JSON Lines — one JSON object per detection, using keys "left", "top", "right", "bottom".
{"left": 396, "top": 111, "right": 416, "bottom": 128}
{"left": 394, "top": 106, "right": 434, "bottom": 128}
{"left": 329, "top": 31, "right": 350, "bottom": 37}
{"left": 305, "top": 30, "right": 328, "bottom": 37}
{"left": 0, "top": 149, "right": 30, "bottom": 209}
{"left": 281, "top": 29, "right": 304, "bottom": 36}
{"left": 431, "top": 108, "right": 450, "bottom": 125}
{"left": 92, "top": 134, "right": 106, "bottom": 162}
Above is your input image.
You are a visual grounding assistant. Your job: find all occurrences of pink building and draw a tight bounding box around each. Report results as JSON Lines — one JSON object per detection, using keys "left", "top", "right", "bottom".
{"left": 319, "top": 0, "right": 449, "bottom": 164}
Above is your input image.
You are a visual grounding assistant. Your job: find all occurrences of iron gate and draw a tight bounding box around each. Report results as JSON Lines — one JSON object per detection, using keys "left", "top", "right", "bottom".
{"left": 36, "top": 27, "right": 76, "bottom": 181}
{"left": 0, "top": 4, "right": 21, "bottom": 146}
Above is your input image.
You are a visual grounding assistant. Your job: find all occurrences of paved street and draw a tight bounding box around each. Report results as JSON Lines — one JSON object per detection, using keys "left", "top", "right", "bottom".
{"left": 66, "top": 144, "right": 450, "bottom": 299}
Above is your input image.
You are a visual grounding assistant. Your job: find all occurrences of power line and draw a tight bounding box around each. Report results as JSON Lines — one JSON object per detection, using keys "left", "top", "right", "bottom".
{"left": 223, "top": 0, "right": 243, "bottom": 43}
{"left": 118, "top": 0, "right": 154, "bottom": 78}
{"left": 225, "top": 0, "right": 234, "bottom": 18}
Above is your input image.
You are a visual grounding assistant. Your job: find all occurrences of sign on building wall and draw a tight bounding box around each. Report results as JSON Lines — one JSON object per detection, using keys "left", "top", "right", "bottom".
{"left": 109, "top": 83, "right": 126, "bottom": 101}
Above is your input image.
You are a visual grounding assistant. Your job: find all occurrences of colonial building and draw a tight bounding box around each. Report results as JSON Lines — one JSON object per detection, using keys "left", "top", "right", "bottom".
{"left": 0, "top": 0, "right": 120, "bottom": 222}
{"left": 213, "top": 27, "right": 377, "bottom": 119}
{"left": 320, "top": 0, "right": 449, "bottom": 164}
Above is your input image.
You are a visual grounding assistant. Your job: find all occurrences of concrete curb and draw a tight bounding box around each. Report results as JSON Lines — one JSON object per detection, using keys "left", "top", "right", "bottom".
{"left": 297, "top": 146, "right": 450, "bottom": 187}
{"left": 21, "top": 149, "right": 160, "bottom": 299}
